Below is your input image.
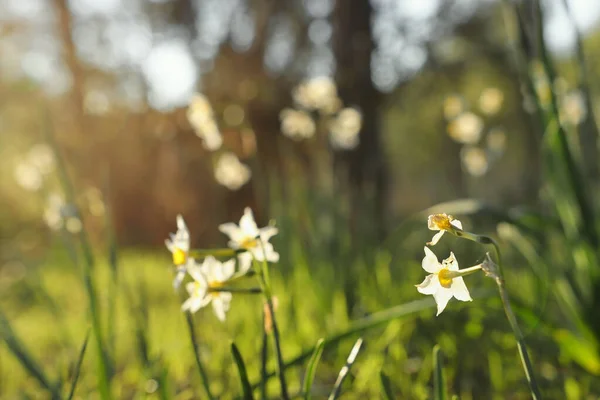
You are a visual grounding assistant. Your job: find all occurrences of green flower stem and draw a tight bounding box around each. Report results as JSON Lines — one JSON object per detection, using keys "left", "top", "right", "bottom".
{"left": 208, "top": 287, "right": 262, "bottom": 294}
{"left": 252, "top": 255, "right": 289, "bottom": 400}
{"left": 494, "top": 274, "right": 542, "bottom": 400}
{"left": 184, "top": 312, "right": 215, "bottom": 400}
{"left": 453, "top": 230, "right": 503, "bottom": 277}
{"left": 189, "top": 248, "right": 240, "bottom": 258}
{"left": 449, "top": 265, "right": 482, "bottom": 279}
{"left": 453, "top": 229, "right": 541, "bottom": 399}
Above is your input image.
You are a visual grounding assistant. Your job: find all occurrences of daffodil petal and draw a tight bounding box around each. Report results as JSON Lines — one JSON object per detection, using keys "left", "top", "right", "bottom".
{"left": 433, "top": 288, "right": 454, "bottom": 316}
{"left": 451, "top": 277, "right": 472, "bottom": 301}
{"left": 450, "top": 219, "right": 463, "bottom": 230}
{"left": 176, "top": 214, "right": 187, "bottom": 231}
{"left": 212, "top": 293, "right": 232, "bottom": 321}
{"left": 428, "top": 230, "right": 445, "bottom": 246}
{"left": 445, "top": 252, "right": 460, "bottom": 271}
{"left": 240, "top": 208, "right": 260, "bottom": 237}
{"left": 219, "top": 223, "right": 245, "bottom": 243}
{"left": 172, "top": 268, "right": 187, "bottom": 290}
{"left": 416, "top": 274, "right": 440, "bottom": 295}
{"left": 237, "top": 252, "right": 253, "bottom": 274}
{"left": 221, "top": 259, "right": 236, "bottom": 280}
{"left": 188, "top": 262, "right": 208, "bottom": 285}
{"left": 422, "top": 247, "right": 441, "bottom": 273}
{"left": 259, "top": 226, "right": 278, "bottom": 241}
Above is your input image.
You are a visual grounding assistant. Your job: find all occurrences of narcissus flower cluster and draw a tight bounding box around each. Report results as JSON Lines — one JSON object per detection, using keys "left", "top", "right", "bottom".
{"left": 166, "top": 208, "right": 278, "bottom": 321}
{"left": 418, "top": 214, "right": 482, "bottom": 315}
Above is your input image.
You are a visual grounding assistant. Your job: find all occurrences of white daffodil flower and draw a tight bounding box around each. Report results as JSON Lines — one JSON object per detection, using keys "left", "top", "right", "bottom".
{"left": 218, "top": 208, "right": 279, "bottom": 273}
{"left": 165, "top": 215, "right": 191, "bottom": 289}
{"left": 182, "top": 256, "right": 236, "bottom": 321}
{"left": 416, "top": 247, "right": 478, "bottom": 316}
{"left": 427, "top": 213, "right": 463, "bottom": 246}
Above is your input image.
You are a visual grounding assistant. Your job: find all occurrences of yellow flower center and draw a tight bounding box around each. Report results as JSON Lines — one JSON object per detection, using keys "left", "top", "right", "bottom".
{"left": 240, "top": 236, "right": 258, "bottom": 249}
{"left": 430, "top": 214, "right": 453, "bottom": 231}
{"left": 437, "top": 268, "right": 454, "bottom": 288}
{"left": 172, "top": 248, "right": 187, "bottom": 265}
{"left": 198, "top": 280, "right": 225, "bottom": 298}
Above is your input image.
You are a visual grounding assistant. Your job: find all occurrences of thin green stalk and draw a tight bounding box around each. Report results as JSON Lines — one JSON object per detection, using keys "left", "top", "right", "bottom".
{"left": 433, "top": 345, "right": 446, "bottom": 400}
{"left": 533, "top": 0, "right": 598, "bottom": 246}
{"left": 379, "top": 371, "right": 394, "bottom": 400}
{"left": 0, "top": 310, "right": 62, "bottom": 400}
{"left": 454, "top": 230, "right": 503, "bottom": 277}
{"left": 252, "top": 257, "right": 289, "bottom": 400}
{"left": 44, "top": 114, "right": 111, "bottom": 398}
{"left": 494, "top": 275, "right": 542, "bottom": 400}
{"left": 247, "top": 296, "right": 445, "bottom": 392}
{"left": 453, "top": 230, "right": 542, "bottom": 398}
{"left": 67, "top": 330, "right": 90, "bottom": 400}
{"left": 231, "top": 342, "right": 254, "bottom": 400}
{"left": 302, "top": 338, "right": 325, "bottom": 400}
{"left": 260, "top": 315, "right": 268, "bottom": 400}
{"left": 184, "top": 312, "right": 214, "bottom": 400}
{"left": 209, "top": 287, "right": 262, "bottom": 294}
{"left": 560, "top": 0, "right": 600, "bottom": 178}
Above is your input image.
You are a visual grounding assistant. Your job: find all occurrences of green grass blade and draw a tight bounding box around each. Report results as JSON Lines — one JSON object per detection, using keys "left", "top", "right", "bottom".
{"left": 379, "top": 370, "right": 394, "bottom": 400}
{"left": 302, "top": 338, "right": 325, "bottom": 400}
{"left": 67, "top": 330, "right": 90, "bottom": 400}
{"left": 327, "top": 338, "right": 363, "bottom": 400}
{"left": 260, "top": 321, "right": 268, "bottom": 400}
{"left": 433, "top": 345, "right": 446, "bottom": 400}
{"left": 248, "top": 297, "right": 436, "bottom": 391}
{"left": 0, "top": 310, "right": 61, "bottom": 399}
{"left": 230, "top": 342, "right": 254, "bottom": 400}
{"left": 185, "top": 312, "right": 215, "bottom": 400}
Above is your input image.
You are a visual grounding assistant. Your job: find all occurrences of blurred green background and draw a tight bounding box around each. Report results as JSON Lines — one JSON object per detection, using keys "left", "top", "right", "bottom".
{"left": 2, "top": 0, "right": 600, "bottom": 398}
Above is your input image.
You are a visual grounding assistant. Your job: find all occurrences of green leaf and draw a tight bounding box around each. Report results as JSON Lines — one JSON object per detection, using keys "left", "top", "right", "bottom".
{"left": 185, "top": 312, "right": 215, "bottom": 400}
{"left": 302, "top": 338, "right": 325, "bottom": 400}
{"left": 433, "top": 345, "right": 446, "bottom": 400}
{"left": 231, "top": 342, "right": 254, "bottom": 400}
{"left": 67, "top": 330, "right": 90, "bottom": 400}
{"left": 379, "top": 370, "right": 394, "bottom": 400}
{"left": 0, "top": 310, "right": 61, "bottom": 399}
{"left": 328, "top": 338, "right": 363, "bottom": 400}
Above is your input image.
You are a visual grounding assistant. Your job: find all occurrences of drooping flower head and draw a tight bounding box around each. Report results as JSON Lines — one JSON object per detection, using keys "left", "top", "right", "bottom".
{"left": 165, "top": 215, "right": 191, "bottom": 288}
{"left": 416, "top": 247, "right": 473, "bottom": 316}
{"left": 182, "top": 256, "right": 236, "bottom": 321}
{"left": 427, "top": 213, "right": 463, "bottom": 246}
{"left": 218, "top": 207, "right": 279, "bottom": 273}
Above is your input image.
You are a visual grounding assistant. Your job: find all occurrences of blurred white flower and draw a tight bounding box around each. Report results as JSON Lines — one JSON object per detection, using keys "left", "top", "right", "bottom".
{"left": 416, "top": 247, "right": 474, "bottom": 316}
{"left": 165, "top": 215, "right": 191, "bottom": 289}
{"left": 293, "top": 76, "right": 341, "bottom": 113}
{"left": 44, "top": 194, "right": 65, "bottom": 230}
{"left": 478, "top": 88, "right": 504, "bottom": 116}
{"left": 182, "top": 256, "right": 236, "bottom": 321}
{"left": 43, "top": 194, "right": 78, "bottom": 231}
{"left": 560, "top": 90, "right": 587, "bottom": 126}
{"left": 279, "top": 108, "right": 316, "bottom": 141}
{"left": 14, "top": 161, "right": 42, "bottom": 191}
{"left": 427, "top": 214, "right": 463, "bottom": 246}
{"left": 447, "top": 112, "right": 483, "bottom": 144}
{"left": 486, "top": 128, "right": 507, "bottom": 158}
{"left": 219, "top": 207, "right": 279, "bottom": 273}
{"left": 214, "top": 152, "right": 251, "bottom": 190}
{"left": 65, "top": 217, "right": 83, "bottom": 234}
{"left": 443, "top": 95, "right": 464, "bottom": 120}
{"left": 461, "top": 146, "right": 489, "bottom": 177}
{"left": 187, "top": 93, "right": 223, "bottom": 151}
{"left": 27, "top": 144, "right": 55, "bottom": 175}
{"left": 329, "top": 107, "right": 362, "bottom": 150}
